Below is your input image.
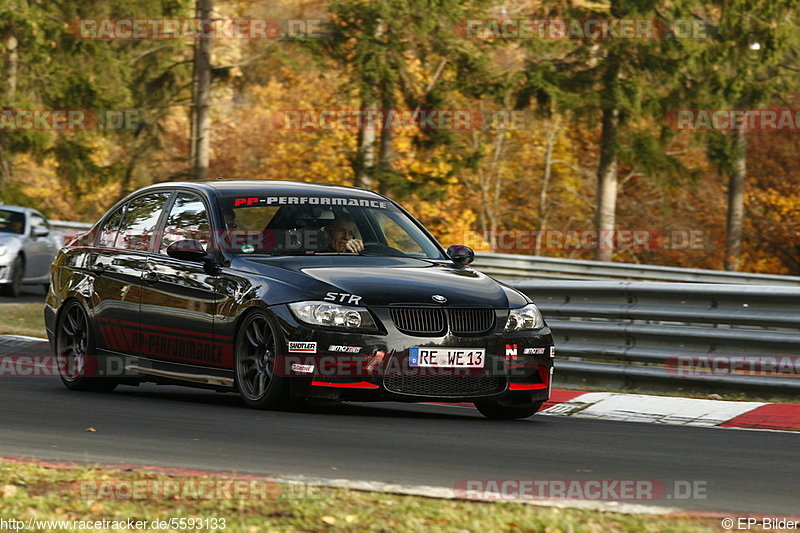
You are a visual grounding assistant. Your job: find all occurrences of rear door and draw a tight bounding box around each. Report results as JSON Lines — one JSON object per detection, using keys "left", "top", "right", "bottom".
{"left": 88, "top": 192, "right": 171, "bottom": 356}
{"left": 138, "top": 191, "right": 230, "bottom": 384}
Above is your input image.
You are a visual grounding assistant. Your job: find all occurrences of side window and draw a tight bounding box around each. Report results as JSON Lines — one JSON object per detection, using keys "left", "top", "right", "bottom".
{"left": 97, "top": 207, "right": 125, "bottom": 248}
{"left": 0, "top": 211, "right": 25, "bottom": 234}
{"left": 116, "top": 192, "right": 171, "bottom": 251}
{"left": 159, "top": 193, "right": 211, "bottom": 253}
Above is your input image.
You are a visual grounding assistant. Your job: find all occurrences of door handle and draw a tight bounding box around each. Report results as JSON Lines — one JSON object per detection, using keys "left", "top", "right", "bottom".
{"left": 89, "top": 263, "right": 108, "bottom": 275}
{"left": 143, "top": 271, "right": 159, "bottom": 284}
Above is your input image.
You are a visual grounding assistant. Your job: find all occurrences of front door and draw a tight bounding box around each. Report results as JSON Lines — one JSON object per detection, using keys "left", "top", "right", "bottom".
{"left": 137, "top": 191, "right": 230, "bottom": 386}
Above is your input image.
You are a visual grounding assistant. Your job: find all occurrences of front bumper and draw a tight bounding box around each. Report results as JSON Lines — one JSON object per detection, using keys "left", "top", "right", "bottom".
{"left": 271, "top": 304, "right": 554, "bottom": 403}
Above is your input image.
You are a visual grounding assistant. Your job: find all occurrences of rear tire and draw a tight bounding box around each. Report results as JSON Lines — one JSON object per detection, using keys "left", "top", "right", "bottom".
{"left": 0, "top": 256, "right": 24, "bottom": 297}
{"left": 234, "top": 310, "right": 291, "bottom": 409}
{"left": 55, "top": 300, "right": 117, "bottom": 392}
{"left": 474, "top": 398, "right": 543, "bottom": 420}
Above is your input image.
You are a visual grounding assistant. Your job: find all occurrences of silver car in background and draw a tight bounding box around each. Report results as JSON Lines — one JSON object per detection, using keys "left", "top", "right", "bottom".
{"left": 0, "top": 205, "right": 61, "bottom": 297}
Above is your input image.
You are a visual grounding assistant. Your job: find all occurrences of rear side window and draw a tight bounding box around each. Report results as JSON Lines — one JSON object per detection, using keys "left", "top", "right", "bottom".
{"left": 97, "top": 206, "right": 125, "bottom": 247}
{"left": 159, "top": 193, "right": 211, "bottom": 253}
{"left": 116, "top": 192, "right": 171, "bottom": 251}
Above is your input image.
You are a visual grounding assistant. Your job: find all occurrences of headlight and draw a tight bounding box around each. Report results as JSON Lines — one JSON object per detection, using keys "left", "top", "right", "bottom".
{"left": 288, "top": 301, "right": 376, "bottom": 330}
{"left": 505, "top": 303, "right": 544, "bottom": 331}
{"left": 0, "top": 245, "right": 6, "bottom": 256}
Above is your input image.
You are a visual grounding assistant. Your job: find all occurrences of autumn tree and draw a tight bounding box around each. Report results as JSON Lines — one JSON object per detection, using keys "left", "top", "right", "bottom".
{"left": 0, "top": 0, "right": 192, "bottom": 216}
{"left": 516, "top": 0, "right": 699, "bottom": 261}
{"left": 674, "top": 0, "right": 800, "bottom": 270}
{"left": 308, "top": 0, "right": 494, "bottom": 194}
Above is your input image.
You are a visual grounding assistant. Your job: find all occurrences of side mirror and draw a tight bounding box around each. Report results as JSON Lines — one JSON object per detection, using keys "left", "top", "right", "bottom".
{"left": 33, "top": 227, "right": 50, "bottom": 238}
{"left": 447, "top": 244, "right": 475, "bottom": 265}
{"left": 166, "top": 239, "right": 210, "bottom": 262}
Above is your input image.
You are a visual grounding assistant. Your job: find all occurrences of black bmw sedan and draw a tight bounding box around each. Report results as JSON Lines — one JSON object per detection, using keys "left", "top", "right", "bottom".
{"left": 45, "top": 180, "right": 554, "bottom": 419}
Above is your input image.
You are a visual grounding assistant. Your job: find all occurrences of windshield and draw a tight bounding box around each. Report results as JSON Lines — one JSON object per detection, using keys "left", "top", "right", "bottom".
{"left": 0, "top": 210, "right": 25, "bottom": 235}
{"left": 216, "top": 194, "right": 445, "bottom": 259}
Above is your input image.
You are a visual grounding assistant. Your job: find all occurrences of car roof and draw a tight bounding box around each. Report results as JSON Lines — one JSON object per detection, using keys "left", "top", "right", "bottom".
{"left": 0, "top": 205, "right": 35, "bottom": 215}
{"left": 138, "top": 180, "right": 389, "bottom": 201}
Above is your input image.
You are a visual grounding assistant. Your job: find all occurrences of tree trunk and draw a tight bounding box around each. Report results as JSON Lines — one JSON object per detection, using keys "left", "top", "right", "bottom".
{"left": 377, "top": 86, "right": 394, "bottom": 194}
{"left": 724, "top": 128, "right": 747, "bottom": 271}
{"left": 481, "top": 129, "right": 505, "bottom": 252}
{"left": 190, "top": 0, "right": 213, "bottom": 180}
{"left": 594, "top": 55, "right": 621, "bottom": 262}
{"left": 354, "top": 97, "right": 376, "bottom": 188}
{"left": 4, "top": 34, "right": 17, "bottom": 101}
{"left": 0, "top": 33, "right": 19, "bottom": 188}
{"left": 535, "top": 117, "right": 559, "bottom": 255}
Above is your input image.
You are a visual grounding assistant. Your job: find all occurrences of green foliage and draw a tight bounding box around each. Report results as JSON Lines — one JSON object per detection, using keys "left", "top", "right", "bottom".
{"left": 0, "top": 0, "right": 192, "bottom": 211}
{"left": 1, "top": 0, "right": 799, "bottom": 273}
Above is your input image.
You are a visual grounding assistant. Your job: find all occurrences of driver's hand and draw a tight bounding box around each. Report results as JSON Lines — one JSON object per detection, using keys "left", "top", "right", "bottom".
{"left": 344, "top": 239, "right": 364, "bottom": 253}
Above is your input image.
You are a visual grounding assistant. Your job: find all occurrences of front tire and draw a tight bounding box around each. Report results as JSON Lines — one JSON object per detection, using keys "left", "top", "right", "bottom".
{"left": 474, "top": 398, "right": 543, "bottom": 420}
{"left": 0, "top": 256, "right": 24, "bottom": 297}
{"left": 55, "top": 300, "right": 117, "bottom": 392}
{"left": 234, "top": 310, "right": 291, "bottom": 409}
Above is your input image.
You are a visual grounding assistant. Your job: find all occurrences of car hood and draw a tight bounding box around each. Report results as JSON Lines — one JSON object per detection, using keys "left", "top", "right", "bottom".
{"left": 0, "top": 233, "right": 22, "bottom": 247}
{"left": 239, "top": 255, "right": 528, "bottom": 307}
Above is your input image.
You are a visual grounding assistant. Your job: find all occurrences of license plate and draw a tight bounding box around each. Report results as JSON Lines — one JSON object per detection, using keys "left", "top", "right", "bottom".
{"left": 409, "top": 348, "right": 485, "bottom": 368}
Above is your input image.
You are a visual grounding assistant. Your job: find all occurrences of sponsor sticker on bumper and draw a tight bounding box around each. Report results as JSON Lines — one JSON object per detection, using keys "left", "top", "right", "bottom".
{"left": 524, "top": 347, "right": 546, "bottom": 355}
{"left": 290, "top": 363, "right": 315, "bottom": 374}
{"left": 288, "top": 342, "right": 317, "bottom": 353}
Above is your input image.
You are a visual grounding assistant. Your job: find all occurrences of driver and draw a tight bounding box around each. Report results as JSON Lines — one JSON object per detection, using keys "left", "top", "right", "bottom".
{"left": 322, "top": 213, "right": 364, "bottom": 253}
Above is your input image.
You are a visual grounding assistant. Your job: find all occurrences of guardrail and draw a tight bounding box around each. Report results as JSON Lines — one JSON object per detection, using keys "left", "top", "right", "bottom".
{"left": 49, "top": 220, "right": 91, "bottom": 247}
{"left": 510, "top": 280, "right": 800, "bottom": 393}
{"left": 474, "top": 252, "right": 800, "bottom": 285}
{"left": 46, "top": 223, "right": 800, "bottom": 286}
{"left": 50, "top": 220, "right": 92, "bottom": 232}
{"left": 44, "top": 221, "right": 800, "bottom": 392}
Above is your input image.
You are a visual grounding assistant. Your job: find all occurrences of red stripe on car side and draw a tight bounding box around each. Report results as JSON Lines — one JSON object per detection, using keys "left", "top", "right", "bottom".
{"left": 96, "top": 317, "right": 233, "bottom": 341}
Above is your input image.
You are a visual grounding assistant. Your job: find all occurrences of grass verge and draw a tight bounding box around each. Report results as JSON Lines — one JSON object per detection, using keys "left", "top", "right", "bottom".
{"left": 0, "top": 459, "right": 726, "bottom": 533}
{"left": 0, "top": 302, "right": 45, "bottom": 337}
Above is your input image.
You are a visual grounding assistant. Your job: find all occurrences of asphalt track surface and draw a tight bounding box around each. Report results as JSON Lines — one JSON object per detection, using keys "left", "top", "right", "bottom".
{"left": 0, "top": 336, "right": 798, "bottom": 516}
